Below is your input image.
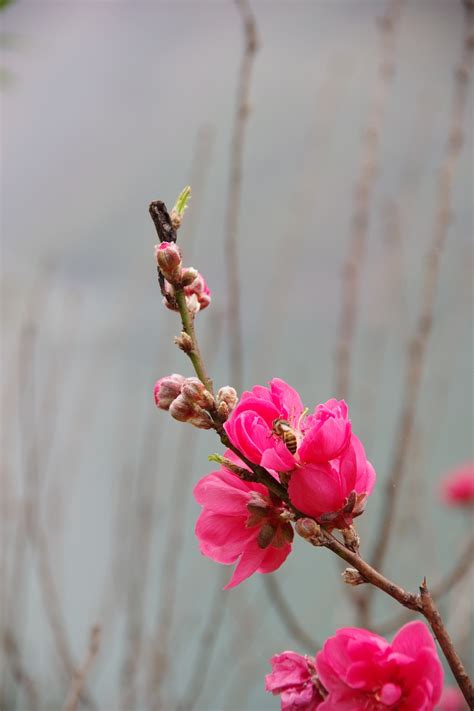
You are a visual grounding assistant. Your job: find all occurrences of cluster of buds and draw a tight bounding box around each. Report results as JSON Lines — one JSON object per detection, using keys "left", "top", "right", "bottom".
{"left": 155, "top": 374, "right": 215, "bottom": 429}
{"left": 155, "top": 242, "right": 211, "bottom": 314}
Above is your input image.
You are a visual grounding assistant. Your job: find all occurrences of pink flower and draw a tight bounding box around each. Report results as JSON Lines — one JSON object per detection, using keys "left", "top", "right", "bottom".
{"left": 288, "top": 434, "right": 376, "bottom": 528}
{"left": 298, "top": 399, "right": 351, "bottom": 464}
{"left": 439, "top": 462, "right": 474, "bottom": 507}
{"left": 266, "top": 651, "right": 324, "bottom": 710}
{"left": 194, "top": 454, "right": 293, "bottom": 588}
{"left": 315, "top": 621, "right": 443, "bottom": 710}
{"left": 224, "top": 379, "right": 375, "bottom": 528}
{"left": 437, "top": 687, "right": 468, "bottom": 711}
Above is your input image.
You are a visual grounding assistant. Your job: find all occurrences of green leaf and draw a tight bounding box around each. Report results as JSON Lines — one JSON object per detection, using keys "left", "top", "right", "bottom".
{"left": 172, "top": 185, "right": 191, "bottom": 218}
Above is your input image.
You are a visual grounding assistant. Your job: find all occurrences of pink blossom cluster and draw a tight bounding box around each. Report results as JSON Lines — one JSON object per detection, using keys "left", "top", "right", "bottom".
{"left": 192, "top": 378, "right": 375, "bottom": 588}
{"left": 439, "top": 462, "right": 474, "bottom": 508}
{"left": 155, "top": 241, "right": 211, "bottom": 313}
{"left": 266, "top": 621, "right": 444, "bottom": 711}
{"left": 224, "top": 378, "right": 376, "bottom": 528}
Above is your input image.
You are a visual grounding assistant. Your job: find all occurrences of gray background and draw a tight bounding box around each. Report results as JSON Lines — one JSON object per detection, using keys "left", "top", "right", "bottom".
{"left": 1, "top": 1, "right": 473, "bottom": 709}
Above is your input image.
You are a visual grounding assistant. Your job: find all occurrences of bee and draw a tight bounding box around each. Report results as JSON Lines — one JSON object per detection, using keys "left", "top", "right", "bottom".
{"left": 272, "top": 418, "right": 298, "bottom": 454}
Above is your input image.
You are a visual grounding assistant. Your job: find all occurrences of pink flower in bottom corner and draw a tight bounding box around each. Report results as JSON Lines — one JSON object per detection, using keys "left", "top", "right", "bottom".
{"left": 437, "top": 687, "right": 469, "bottom": 711}
{"left": 315, "top": 621, "right": 443, "bottom": 710}
{"left": 194, "top": 453, "right": 293, "bottom": 589}
{"left": 439, "top": 462, "right": 474, "bottom": 507}
{"left": 266, "top": 651, "right": 324, "bottom": 710}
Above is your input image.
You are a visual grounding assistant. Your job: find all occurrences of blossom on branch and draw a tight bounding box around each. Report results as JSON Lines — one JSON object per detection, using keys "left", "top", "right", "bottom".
{"left": 224, "top": 378, "right": 376, "bottom": 528}
{"left": 267, "top": 621, "right": 443, "bottom": 711}
{"left": 194, "top": 453, "right": 293, "bottom": 588}
{"left": 315, "top": 621, "right": 443, "bottom": 710}
{"left": 266, "top": 651, "right": 323, "bottom": 710}
{"left": 439, "top": 462, "right": 474, "bottom": 507}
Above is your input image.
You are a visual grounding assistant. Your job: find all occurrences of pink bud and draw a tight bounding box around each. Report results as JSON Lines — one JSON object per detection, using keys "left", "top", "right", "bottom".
{"left": 156, "top": 242, "right": 182, "bottom": 283}
{"left": 181, "top": 377, "right": 215, "bottom": 410}
{"left": 180, "top": 267, "right": 199, "bottom": 287}
{"left": 169, "top": 394, "right": 196, "bottom": 422}
{"left": 217, "top": 386, "right": 238, "bottom": 412}
{"left": 184, "top": 273, "right": 211, "bottom": 313}
{"left": 154, "top": 374, "right": 185, "bottom": 410}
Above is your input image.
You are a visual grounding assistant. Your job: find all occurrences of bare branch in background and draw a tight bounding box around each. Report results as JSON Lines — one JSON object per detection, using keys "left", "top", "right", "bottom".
{"left": 263, "top": 576, "right": 319, "bottom": 651}
{"left": 62, "top": 624, "right": 101, "bottom": 711}
{"left": 363, "top": 13, "right": 474, "bottom": 622}
{"left": 334, "top": 0, "right": 404, "bottom": 401}
{"left": 176, "top": 569, "right": 229, "bottom": 711}
{"left": 3, "top": 630, "right": 39, "bottom": 711}
{"left": 225, "top": 0, "right": 259, "bottom": 395}
{"left": 374, "top": 534, "right": 474, "bottom": 636}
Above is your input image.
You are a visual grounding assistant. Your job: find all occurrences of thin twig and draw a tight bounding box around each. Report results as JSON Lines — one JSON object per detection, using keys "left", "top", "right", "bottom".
{"left": 176, "top": 568, "right": 229, "bottom": 711}
{"left": 263, "top": 576, "right": 319, "bottom": 651}
{"left": 365, "top": 14, "right": 474, "bottom": 616}
{"left": 374, "top": 534, "right": 474, "bottom": 636}
{"left": 419, "top": 581, "right": 473, "bottom": 706}
{"left": 334, "top": 0, "right": 404, "bottom": 401}
{"left": 3, "top": 630, "right": 39, "bottom": 710}
{"left": 148, "top": 314, "right": 222, "bottom": 708}
{"left": 224, "top": 0, "right": 259, "bottom": 395}
{"left": 62, "top": 625, "right": 101, "bottom": 711}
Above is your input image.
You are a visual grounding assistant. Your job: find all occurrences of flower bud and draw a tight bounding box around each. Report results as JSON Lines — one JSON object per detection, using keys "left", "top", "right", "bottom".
{"left": 217, "top": 386, "right": 238, "bottom": 412}
{"left": 156, "top": 242, "right": 182, "bottom": 283}
{"left": 180, "top": 267, "right": 199, "bottom": 287}
{"left": 342, "top": 568, "right": 366, "bottom": 586}
{"left": 184, "top": 273, "right": 211, "bottom": 313}
{"left": 169, "top": 393, "right": 196, "bottom": 422}
{"left": 174, "top": 332, "right": 193, "bottom": 353}
{"left": 295, "top": 517, "right": 323, "bottom": 545}
{"left": 187, "top": 409, "right": 214, "bottom": 430}
{"left": 181, "top": 377, "right": 215, "bottom": 410}
{"left": 154, "top": 374, "right": 185, "bottom": 410}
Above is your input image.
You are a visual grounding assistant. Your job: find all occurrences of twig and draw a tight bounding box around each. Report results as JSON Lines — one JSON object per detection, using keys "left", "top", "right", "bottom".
{"left": 147, "top": 314, "right": 222, "bottom": 708}
{"left": 176, "top": 568, "right": 229, "bottom": 711}
{"left": 263, "top": 576, "right": 319, "bottom": 651}
{"left": 3, "top": 630, "right": 39, "bottom": 710}
{"left": 365, "top": 12, "right": 474, "bottom": 614}
{"left": 334, "top": 0, "right": 404, "bottom": 401}
{"left": 224, "top": 0, "right": 259, "bottom": 394}
{"left": 419, "top": 581, "right": 473, "bottom": 706}
{"left": 62, "top": 625, "right": 101, "bottom": 711}
{"left": 374, "top": 534, "right": 474, "bottom": 636}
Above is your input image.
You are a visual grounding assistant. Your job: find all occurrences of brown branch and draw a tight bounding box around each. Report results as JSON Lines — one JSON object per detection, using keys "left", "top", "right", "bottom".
{"left": 176, "top": 568, "right": 229, "bottom": 711}
{"left": 365, "top": 13, "right": 474, "bottom": 615}
{"left": 263, "top": 576, "right": 319, "bottom": 652}
{"left": 3, "top": 630, "right": 39, "bottom": 710}
{"left": 334, "top": 0, "right": 404, "bottom": 401}
{"left": 224, "top": 0, "right": 259, "bottom": 394}
{"left": 420, "top": 581, "right": 473, "bottom": 707}
{"left": 62, "top": 625, "right": 101, "bottom": 711}
{"left": 374, "top": 534, "right": 474, "bottom": 636}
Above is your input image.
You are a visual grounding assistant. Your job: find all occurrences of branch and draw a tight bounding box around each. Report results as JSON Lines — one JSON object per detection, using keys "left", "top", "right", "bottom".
{"left": 420, "top": 581, "right": 473, "bottom": 707}
{"left": 365, "top": 11, "right": 474, "bottom": 610}
{"left": 62, "top": 625, "right": 101, "bottom": 711}
{"left": 374, "top": 534, "right": 474, "bottom": 636}
{"left": 334, "top": 0, "right": 403, "bottom": 401}
{"left": 263, "top": 576, "right": 319, "bottom": 652}
{"left": 224, "top": 0, "right": 259, "bottom": 394}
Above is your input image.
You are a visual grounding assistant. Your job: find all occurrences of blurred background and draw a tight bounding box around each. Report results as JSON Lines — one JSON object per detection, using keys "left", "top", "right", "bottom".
{"left": 1, "top": 1, "right": 473, "bottom": 709}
